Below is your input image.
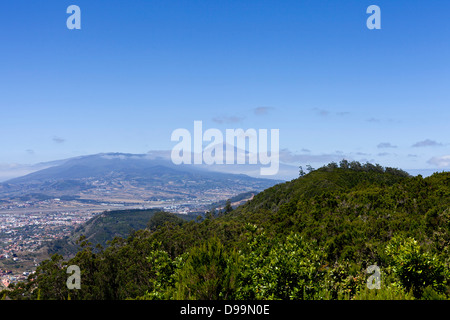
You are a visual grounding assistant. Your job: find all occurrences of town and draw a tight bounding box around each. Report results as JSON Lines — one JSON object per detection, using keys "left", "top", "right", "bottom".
{"left": 0, "top": 194, "right": 235, "bottom": 290}
{"left": 0, "top": 208, "right": 96, "bottom": 290}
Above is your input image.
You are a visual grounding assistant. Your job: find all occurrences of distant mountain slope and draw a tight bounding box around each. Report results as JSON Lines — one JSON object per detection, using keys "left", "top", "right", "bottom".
{"left": 5, "top": 153, "right": 275, "bottom": 184}
{"left": 0, "top": 153, "right": 282, "bottom": 202}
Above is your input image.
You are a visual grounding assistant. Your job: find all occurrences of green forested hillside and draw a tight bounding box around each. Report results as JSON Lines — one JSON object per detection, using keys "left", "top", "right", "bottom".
{"left": 4, "top": 161, "right": 450, "bottom": 300}
{"left": 45, "top": 209, "right": 194, "bottom": 258}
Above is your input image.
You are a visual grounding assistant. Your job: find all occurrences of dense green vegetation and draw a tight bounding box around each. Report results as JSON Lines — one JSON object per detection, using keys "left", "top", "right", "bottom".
{"left": 45, "top": 209, "right": 194, "bottom": 258}
{"left": 3, "top": 161, "right": 450, "bottom": 300}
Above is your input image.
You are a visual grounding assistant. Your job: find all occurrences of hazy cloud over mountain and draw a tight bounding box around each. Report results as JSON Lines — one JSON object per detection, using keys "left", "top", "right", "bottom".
{"left": 146, "top": 150, "right": 172, "bottom": 160}
{"left": 0, "top": 163, "right": 55, "bottom": 182}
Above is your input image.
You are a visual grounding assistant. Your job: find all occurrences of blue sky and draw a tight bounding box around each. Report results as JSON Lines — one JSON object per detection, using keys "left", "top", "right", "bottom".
{"left": 1, "top": 0, "right": 449, "bottom": 179}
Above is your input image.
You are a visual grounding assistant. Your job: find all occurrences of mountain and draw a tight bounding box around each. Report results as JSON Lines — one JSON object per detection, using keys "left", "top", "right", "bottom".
{"left": 4, "top": 152, "right": 271, "bottom": 183}
{"left": 0, "top": 153, "right": 282, "bottom": 206}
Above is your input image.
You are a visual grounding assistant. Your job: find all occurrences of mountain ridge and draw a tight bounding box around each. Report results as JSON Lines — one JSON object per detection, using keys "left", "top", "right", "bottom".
{"left": 0, "top": 153, "right": 281, "bottom": 212}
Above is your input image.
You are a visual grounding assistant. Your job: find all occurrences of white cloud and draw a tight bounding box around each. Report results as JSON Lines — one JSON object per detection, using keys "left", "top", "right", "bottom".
{"left": 412, "top": 139, "right": 443, "bottom": 147}
{"left": 427, "top": 155, "right": 450, "bottom": 167}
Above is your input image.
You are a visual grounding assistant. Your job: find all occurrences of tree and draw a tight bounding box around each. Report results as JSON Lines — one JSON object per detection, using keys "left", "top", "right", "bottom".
{"left": 140, "top": 244, "right": 186, "bottom": 300}
{"left": 29, "top": 254, "right": 68, "bottom": 300}
{"left": 147, "top": 211, "right": 185, "bottom": 232}
{"left": 224, "top": 200, "right": 233, "bottom": 214}
{"left": 173, "top": 237, "right": 240, "bottom": 300}
{"left": 299, "top": 166, "right": 306, "bottom": 177}
{"left": 339, "top": 159, "right": 349, "bottom": 169}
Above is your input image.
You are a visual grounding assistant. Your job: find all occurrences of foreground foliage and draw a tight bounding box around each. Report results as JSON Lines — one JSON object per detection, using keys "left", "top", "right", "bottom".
{"left": 3, "top": 161, "right": 450, "bottom": 300}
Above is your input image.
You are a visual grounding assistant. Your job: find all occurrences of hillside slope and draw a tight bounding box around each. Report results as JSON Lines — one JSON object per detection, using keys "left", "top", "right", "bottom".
{"left": 45, "top": 209, "right": 196, "bottom": 258}
{"left": 7, "top": 161, "right": 450, "bottom": 300}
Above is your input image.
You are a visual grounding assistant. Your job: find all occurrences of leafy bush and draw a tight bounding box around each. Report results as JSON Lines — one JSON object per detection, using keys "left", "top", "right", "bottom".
{"left": 139, "top": 243, "right": 186, "bottom": 300}
{"left": 353, "top": 285, "right": 414, "bottom": 300}
{"left": 385, "top": 236, "right": 449, "bottom": 298}
{"left": 235, "top": 230, "right": 326, "bottom": 300}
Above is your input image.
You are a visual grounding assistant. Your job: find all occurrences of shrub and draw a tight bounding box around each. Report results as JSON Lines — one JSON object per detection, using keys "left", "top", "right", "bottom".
{"left": 385, "top": 236, "right": 449, "bottom": 298}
